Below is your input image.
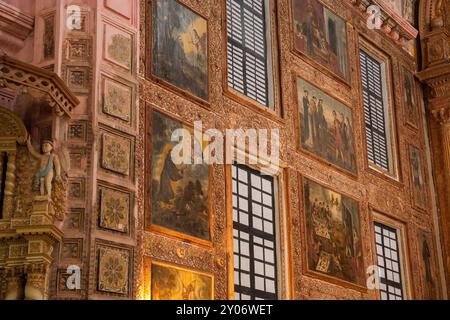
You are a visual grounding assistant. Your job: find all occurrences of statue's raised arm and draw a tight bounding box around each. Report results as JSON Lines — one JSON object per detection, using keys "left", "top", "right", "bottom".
{"left": 26, "top": 135, "right": 43, "bottom": 160}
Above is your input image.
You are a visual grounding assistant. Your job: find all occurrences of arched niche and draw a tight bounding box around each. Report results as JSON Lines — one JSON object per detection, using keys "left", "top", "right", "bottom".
{"left": 0, "top": 105, "right": 28, "bottom": 146}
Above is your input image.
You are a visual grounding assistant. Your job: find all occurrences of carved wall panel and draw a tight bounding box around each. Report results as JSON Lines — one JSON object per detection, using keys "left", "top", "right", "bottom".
{"left": 98, "top": 185, "right": 131, "bottom": 234}
{"left": 56, "top": 269, "right": 83, "bottom": 298}
{"left": 101, "top": 76, "right": 133, "bottom": 123}
{"left": 96, "top": 244, "right": 132, "bottom": 296}
{"left": 64, "top": 209, "right": 84, "bottom": 232}
{"left": 68, "top": 121, "right": 87, "bottom": 142}
{"left": 65, "top": 38, "right": 92, "bottom": 62}
{"left": 68, "top": 179, "right": 84, "bottom": 200}
{"left": 61, "top": 239, "right": 83, "bottom": 261}
{"left": 101, "top": 132, "right": 132, "bottom": 176}
{"left": 65, "top": 66, "right": 90, "bottom": 93}
{"left": 103, "top": 23, "right": 133, "bottom": 71}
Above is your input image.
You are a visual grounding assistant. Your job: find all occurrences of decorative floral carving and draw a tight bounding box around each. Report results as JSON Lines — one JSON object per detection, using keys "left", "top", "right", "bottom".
{"left": 98, "top": 246, "right": 129, "bottom": 295}
{"left": 103, "top": 78, "right": 132, "bottom": 122}
{"left": 62, "top": 241, "right": 81, "bottom": 259}
{"left": 101, "top": 133, "right": 131, "bottom": 175}
{"left": 64, "top": 209, "right": 84, "bottom": 230}
{"left": 66, "top": 38, "right": 91, "bottom": 61}
{"left": 104, "top": 24, "right": 132, "bottom": 70}
{"left": 99, "top": 188, "right": 130, "bottom": 233}
{"left": 68, "top": 122, "right": 86, "bottom": 141}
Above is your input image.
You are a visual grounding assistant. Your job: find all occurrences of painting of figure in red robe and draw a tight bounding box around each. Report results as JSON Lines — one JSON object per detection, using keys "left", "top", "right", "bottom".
{"left": 304, "top": 179, "right": 365, "bottom": 286}
{"left": 291, "top": 0, "right": 349, "bottom": 81}
{"left": 150, "top": 110, "right": 210, "bottom": 242}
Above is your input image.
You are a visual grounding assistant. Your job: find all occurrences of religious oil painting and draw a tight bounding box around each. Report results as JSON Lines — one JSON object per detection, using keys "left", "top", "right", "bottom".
{"left": 418, "top": 230, "right": 439, "bottom": 300}
{"left": 148, "top": 261, "right": 213, "bottom": 300}
{"left": 409, "top": 146, "right": 427, "bottom": 209}
{"left": 403, "top": 67, "right": 419, "bottom": 128}
{"left": 303, "top": 179, "right": 365, "bottom": 286}
{"left": 151, "top": 0, "right": 208, "bottom": 101}
{"left": 291, "top": 0, "right": 349, "bottom": 81}
{"left": 297, "top": 78, "right": 357, "bottom": 174}
{"left": 150, "top": 110, "right": 211, "bottom": 242}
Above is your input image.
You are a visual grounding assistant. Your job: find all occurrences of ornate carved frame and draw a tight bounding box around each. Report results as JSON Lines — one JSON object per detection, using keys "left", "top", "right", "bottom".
{"left": 144, "top": 0, "right": 211, "bottom": 107}
{"left": 144, "top": 105, "right": 214, "bottom": 248}
{"left": 400, "top": 64, "right": 421, "bottom": 131}
{"left": 287, "top": 0, "right": 352, "bottom": 86}
{"left": 407, "top": 143, "right": 430, "bottom": 213}
{"left": 143, "top": 259, "right": 215, "bottom": 300}
{"left": 292, "top": 74, "right": 359, "bottom": 179}
{"left": 297, "top": 173, "right": 368, "bottom": 293}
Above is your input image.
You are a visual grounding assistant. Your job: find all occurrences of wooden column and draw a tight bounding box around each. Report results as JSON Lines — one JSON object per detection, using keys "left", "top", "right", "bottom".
{"left": 433, "top": 111, "right": 450, "bottom": 287}
{"left": 1, "top": 151, "right": 16, "bottom": 218}
{"left": 0, "top": 152, "right": 4, "bottom": 220}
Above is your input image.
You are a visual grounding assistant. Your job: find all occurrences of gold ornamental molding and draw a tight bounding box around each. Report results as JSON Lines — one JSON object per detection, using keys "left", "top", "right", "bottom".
{"left": 0, "top": 55, "right": 79, "bottom": 118}
{"left": 350, "top": 0, "right": 419, "bottom": 47}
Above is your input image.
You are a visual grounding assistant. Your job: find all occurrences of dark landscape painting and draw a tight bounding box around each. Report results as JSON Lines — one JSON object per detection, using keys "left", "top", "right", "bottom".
{"left": 292, "top": 0, "right": 349, "bottom": 81}
{"left": 403, "top": 67, "right": 419, "bottom": 128}
{"left": 409, "top": 146, "right": 427, "bottom": 209}
{"left": 297, "top": 78, "right": 357, "bottom": 174}
{"left": 152, "top": 0, "right": 208, "bottom": 100}
{"left": 304, "top": 179, "right": 364, "bottom": 285}
{"left": 151, "top": 110, "right": 210, "bottom": 241}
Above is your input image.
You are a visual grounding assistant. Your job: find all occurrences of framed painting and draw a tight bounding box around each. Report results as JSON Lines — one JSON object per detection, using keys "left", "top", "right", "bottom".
{"left": 149, "top": 0, "right": 209, "bottom": 102}
{"left": 147, "top": 109, "right": 211, "bottom": 244}
{"left": 402, "top": 67, "right": 419, "bottom": 129}
{"left": 409, "top": 145, "right": 427, "bottom": 210}
{"left": 291, "top": 0, "right": 349, "bottom": 82}
{"left": 296, "top": 77, "right": 357, "bottom": 175}
{"left": 144, "top": 260, "right": 214, "bottom": 300}
{"left": 418, "top": 230, "right": 440, "bottom": 300}
{"left": 302, "top": 178, "right": 365, "bottom": 287}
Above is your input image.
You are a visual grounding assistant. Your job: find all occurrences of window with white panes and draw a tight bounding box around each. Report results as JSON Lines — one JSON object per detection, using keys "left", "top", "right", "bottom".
{"left": 232, "top": 164, "right": 278, "bottom": 300}
{"left": 359, "top": 48, "right": 397, "bottom": 177}
{"left": 226, "top": 0, "right": 275, "bottom": 109}
{"left": 374, "top": 222, "right": 405, "bottom": 300}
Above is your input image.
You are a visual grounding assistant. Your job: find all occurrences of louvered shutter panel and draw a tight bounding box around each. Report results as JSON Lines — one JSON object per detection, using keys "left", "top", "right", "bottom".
{"left": 227, "top": 0, "right": 269, "bottom": 107}
{"left": 359, "top": 50, "right": 390, "bottom": 171}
